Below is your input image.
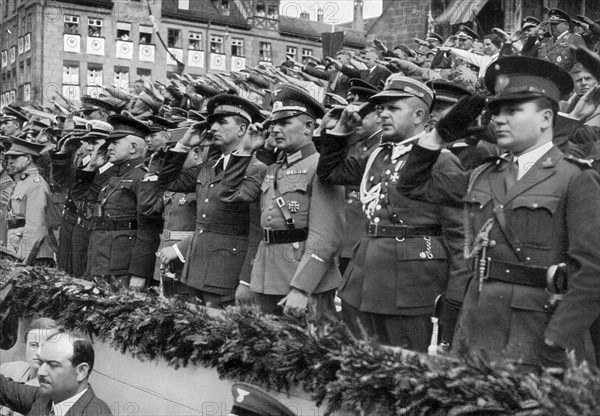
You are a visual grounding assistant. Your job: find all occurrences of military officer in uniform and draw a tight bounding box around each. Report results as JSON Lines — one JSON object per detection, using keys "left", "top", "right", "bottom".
{"left": 0, "top": 138, "right": 14, "bottom": 249}
{"left": 145, "top": 115, "right": 179, "bottom": 173}
{"left": 398, "top": 56, "right": 600, "bottom": 369}
{"left": 0, "top": 107, "right": 26, "bottom": 138}
{"left": 156, "top": 95, "right": 266, "bottom": 307}
{"left": 524, "top": 8, "right": 586, "bottom": 72}
{"left": 316, "top": 75, "right": 469, "bottom": 350}
{"left": 80, "top": 115, "right": 157, "bottom": 289}
{"left": 4, "top": 138, "right": 55, "bottom": 265}
{"left": 219, "top": 85, "right": 345, "bottom": 318}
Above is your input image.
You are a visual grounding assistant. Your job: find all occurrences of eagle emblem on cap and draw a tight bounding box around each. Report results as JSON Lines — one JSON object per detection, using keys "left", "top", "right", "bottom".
{"left": 272, "top": 101, "right": 283, "bottom": 110}
{"left": 86, "top": 123, "right": 93, "bottom": 131}
{"left": 495, "top": 74, "right": 510, "bottom": 94}
{"left": 236, "top": 388, "right": 250, "bottom": 403}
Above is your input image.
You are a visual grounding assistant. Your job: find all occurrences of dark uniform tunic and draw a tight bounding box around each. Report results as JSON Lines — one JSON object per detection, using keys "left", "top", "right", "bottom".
{"left": 78, "top": 157, "right": 158, "bottom": 279}
{"left": 398, "top": 144, "right": 600, "bottom": 366}
{"left": 220, "top": 143, "right": 345, "bottom": 315}
{"left": 158, "top": 150, "right": 265, "bottom": 304}
{"left": 317, "top": 132, "right": 469, "bottom": 350}
{"left": 524, "top": 31, "right": 586, "bottom": 72}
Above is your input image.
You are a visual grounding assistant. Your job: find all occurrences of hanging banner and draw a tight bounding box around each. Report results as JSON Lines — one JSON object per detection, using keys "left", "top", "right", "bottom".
{"left": 210, "top": 53, "right": 226, "bottom": 71}
{"left": 231, "top": 56, "right": 246, "bottom": 72}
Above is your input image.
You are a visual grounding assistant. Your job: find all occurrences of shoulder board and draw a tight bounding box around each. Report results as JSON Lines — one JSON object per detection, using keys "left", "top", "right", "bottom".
{"left": 564, "top": 154, "right": 593, "bottom": 169}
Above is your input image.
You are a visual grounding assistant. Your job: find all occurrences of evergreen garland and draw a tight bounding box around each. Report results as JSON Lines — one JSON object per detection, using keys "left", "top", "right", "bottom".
{"left": 1, "top": 264, "right": 600, "bottom": 415}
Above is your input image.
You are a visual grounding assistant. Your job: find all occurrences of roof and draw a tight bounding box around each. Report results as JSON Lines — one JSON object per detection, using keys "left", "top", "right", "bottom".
{"left": 162, "top": 0, "right": 251, "bottom": 30}
{"left": 279, "top": 18, "right": 366, "bottom": 48}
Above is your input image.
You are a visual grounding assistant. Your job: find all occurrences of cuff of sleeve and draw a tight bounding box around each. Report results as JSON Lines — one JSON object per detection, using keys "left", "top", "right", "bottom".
{"left": 239, "top": 280, "right": 250, "bottom": 287}
{"left": 173, "top": 244, "right": 185, "bottom": 263}
{"left": 173, "top": 141, "right": 191, "bottom": 153}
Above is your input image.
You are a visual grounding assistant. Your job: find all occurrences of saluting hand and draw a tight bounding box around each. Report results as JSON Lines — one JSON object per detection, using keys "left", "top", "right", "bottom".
{"left": 330, "top": 104, "right": 363, "bottom": 136}
{"left": 180, "top": 122, "right": 207, "bottom": 148}
{"left": 239, "top": 122, "right": 266, "bottom": 155}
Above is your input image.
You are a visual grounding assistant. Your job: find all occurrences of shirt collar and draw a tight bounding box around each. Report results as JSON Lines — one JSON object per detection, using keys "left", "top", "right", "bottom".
{"left": 51, "top": 388, "right": 88, "bottom": 416}
{"left": 213, "top": 153, "right": 230, "bottom": 170}
{"left": 514, "top": 141, "right": 554, "bottom": 179}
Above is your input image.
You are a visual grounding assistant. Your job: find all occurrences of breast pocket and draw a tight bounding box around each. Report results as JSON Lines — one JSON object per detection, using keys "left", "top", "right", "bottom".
{"left": 277, "top": 177, "right": 310, "bottom": 225}
{"left": 463, "top": 189, "right": 493, "bottom": 210}
{"left": 510, "top": 194, "right": 561, "bottom": 249}
{"left": 9, "top": 191, "right": 26, "bottom": 216}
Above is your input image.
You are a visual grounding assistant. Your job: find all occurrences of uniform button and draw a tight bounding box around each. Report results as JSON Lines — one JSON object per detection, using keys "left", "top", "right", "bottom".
{"left": 380, "top": 194, "right": 385, "bottom": 199}
{"left": 385, "top": 170, "right": 390, "bottom": 175}
{"left": 347, "top": 199, "right": 353, "bottom": 204}
{"left": 205, "top": 199, "right": 209, "bottom": 203}
{"left": 489, "top": 240, "right": 496, "bottom": 247}
{"left": 376, "top": 204, "right": 381, "bottom": 210}
{"left": 526, "top": 257, "right": 531, "bottom": 261}
{"left": 267, "top": 215, "right": 272, "bottom": 220}
{"left": 202, "top": 214, "right": 206, "bottom": 218}
{"left": 199, "top": 230, "right": 203, "bottom": 234}
{"left": 385, "top": 182, "right": 389, "bottom": 186}
{"left": 543, "top": 304, "right": 549, "bottom": 311}
{"left": 419, "top": 252, "right": 426, "bottom": 259}
{"left": 516, "top": 247, "right": 521, "bottom": 252}
{"left": 209, "top": 184, "right": 215, "bottom": 188}
{"left": 505, "top": 269, "right": 510, "bottom": 274}
{"left": 532, "top": 203, "right": 538, "bottom": 208}
{"left": 232, "top": 248, "right": 236, "bottom": 252}
{"left": 373, "top": 217, "right": 380, "bottom": 223}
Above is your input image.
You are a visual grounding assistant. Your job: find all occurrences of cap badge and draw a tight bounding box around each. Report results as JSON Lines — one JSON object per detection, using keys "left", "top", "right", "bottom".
{"left": 236, "top": 388, "right": 250, "bottom": 403}
{"left": 273, "top": 101, "right": 283, "bottom": 110}
{"left": 404, "top": 86, "right": 424, "bottom": 98}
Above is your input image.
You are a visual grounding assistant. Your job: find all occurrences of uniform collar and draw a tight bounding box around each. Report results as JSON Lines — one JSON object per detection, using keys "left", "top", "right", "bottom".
{"left": 116, "top": 157, "right": 143, "bottom": 175}
{"left": 281, "top": 142, "right": 317, "bottom": 167}
{"left": 17, "top": 167, "right": 39, "bottom": 181}
{"left": 555, "top": 30, "right": 569, "bottom": 41}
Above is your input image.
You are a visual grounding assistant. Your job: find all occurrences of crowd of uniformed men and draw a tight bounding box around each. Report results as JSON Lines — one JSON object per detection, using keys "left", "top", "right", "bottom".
{"left": 2, "top": 7, "right": 600, "bottom": 372}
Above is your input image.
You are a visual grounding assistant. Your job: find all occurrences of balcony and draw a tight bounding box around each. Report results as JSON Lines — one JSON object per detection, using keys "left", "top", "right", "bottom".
{"left": 166, "top": 48, "right": 183, "bottom": 66}
{"left": 115, "top": 40, "right": 133, "bottom": 60}
{"left": 210, "top": 53, "right": 226, "bottom": 71}
{"left": 139, "top": 44, "right": 155, "bottom": 63}
{"left": 187, "top": 49, "right": 205, "bottom": 68}
{"left": 63, "top": 34, "right": 81, "bottom": 53}
{"left": 87, "top": 36, "right": 105, "bottom": 56}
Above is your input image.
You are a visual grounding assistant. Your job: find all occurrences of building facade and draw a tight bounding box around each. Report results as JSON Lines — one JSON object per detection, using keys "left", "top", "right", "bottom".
{"left": 0, "top": 0, "right": 366, "bottom": 107}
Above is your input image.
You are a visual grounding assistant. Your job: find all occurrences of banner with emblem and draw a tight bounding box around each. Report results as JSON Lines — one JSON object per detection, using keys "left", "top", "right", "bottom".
{"left": 24, "top": 33, "right": 30, "bottom": 52}
{"left": 9, "top": 90, "right": 15, "bottom": 104}
{"left": 231, "top": 56, "right": 246, "bottom": 72}
{"left": 139, "top": 44, "right": 155, "bottom": 62}
{"left": 63, "top": 34, "right": 80, "bottom": 53}
{"left": 1, "top": 51, "right": 7, "bottom": 68}
{"left": 167, "top": 48, "right": 183, "bottom": 66}
{"left": 87, "top": 37, "right": 105, "bottom": 56}
{"left": 210, "top": 53, "right": 226, "bottom": 71}
{"left": 115, "top": 40, "right": 133, "bottom": 60}
{"left": 17, "top": 37, "right": 23, "bottom": 55}
{"left": 188, "top": 50, "right": 205, "bottom": 68}
{"left": 9, "top": 47, "right": 15, "bottom": 64}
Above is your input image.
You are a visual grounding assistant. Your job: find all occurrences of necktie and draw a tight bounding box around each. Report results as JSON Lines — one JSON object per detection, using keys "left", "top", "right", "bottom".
{"left": 503, "top": 157, "right": 519, "bottom": 194}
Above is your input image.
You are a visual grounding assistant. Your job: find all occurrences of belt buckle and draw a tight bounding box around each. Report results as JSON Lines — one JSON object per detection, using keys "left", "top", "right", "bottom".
{"left": 367, "top": 223, "right": 377, "bottom": 237}
{"left": 262, "top": 227, "right": 271, "bottom": 244}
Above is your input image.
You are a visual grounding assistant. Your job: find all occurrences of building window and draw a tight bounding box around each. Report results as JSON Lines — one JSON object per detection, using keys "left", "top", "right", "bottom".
{"left": 137, "top": 68, "right": 152, "bottom": 82}
{"left": 63, "top": 64, "right": 79, "bottom": 84}
{"left": 167, "top": 29, "right": 181, "bottom": 48}
{"left": 267, "top": 5, "right": 278, "bottom": 18}
{"left": 88, "top": 18, "right": 102, "bottom": 37}
{"left": 140, "top": 25, "right": 153, "bottom": 44}
{"left": 231, "top": 38, "right": 243, "bottom": 56}
{"left": 26, "top": 13, "right": 32, "bottom": 32}
{"left": 302, "top": 48, "right": 313, "bottom": 63}
{"left": 220, "top": 0, "right": 230, "bottom": 16}
{"left": 87, "top": 66, "right": 103, "bottom": 86}
{"left": 24, "top": 59, "right": 30, "bottom": 82}
{"left": 210, "top": 35, "right": 223, "bottom": 54}
{"left": 286, "top": 46, "right": 297, "bottom": 61}
{"left": 259, "top": 42, "right": 271, "bottom": 62}
{"left": 114, "top": 67, "right": 129, "bottom": 90}
{"left": 116, "top": 22, "right": 131, "bottom": 41}
{"left": 256, "top": 1, "right": 265, "bottom": 17}
{"left": 189, "top": 32, "right": 202, "bottom": 50}
{"left": 178, "top": 0, "right": 189, "bottom": 10}
{"left": 64, "top": 15, "right": 79, "bottom": 35}
{"left": 18, "top": 61, "right": 23, "bottom": 84}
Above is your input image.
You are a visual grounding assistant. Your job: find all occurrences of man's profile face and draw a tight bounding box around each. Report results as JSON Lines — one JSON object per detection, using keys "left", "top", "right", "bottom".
{"left": 457, "top": 37, "right": 473, "bottom": 50}
{"left": 364, "top": 51, "right": 378, "bottom": 68}
{"left": 37, "top": 336, "right": 83, "bottom": 402}
{"left": 107, "top": 137, "right": 133, "bottom": 163}
{"left": 1, "top": 120, "right": 19, "bottom": 136}
{"left": 270, "top": 116, "right": 308, "bottom": 153}
{"left": 377, "top": 97, "right": 421, "bottom": 141}
{"left": 491, "top": 101, "right": 550, "bottom": 154}
{"left": 550, "top": 21, "right": 568, "bottom": 38}
{"left": 146, "top": 131, "right": 169, "bottom": 152}
{"left": 209, "top": 115, "right": 245, "bottom": 151}
{"left": 573, "top": 70, "right": 598, "bottom": 97}
{"left": 483, "top": 39, "right": 498, "bottom": 56}
{"left": 6, "top": 154, "right": 29, "bottom": 176}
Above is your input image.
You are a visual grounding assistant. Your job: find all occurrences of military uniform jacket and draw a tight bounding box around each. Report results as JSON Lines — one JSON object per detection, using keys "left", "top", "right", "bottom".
{"left": 6, "top": 168, "right": 54, "bottom": 263}
{"left": 0, "top": 172, "right": 14, "bottom": 248}
{"left": 158, "top": 150, "right": 265, "bottom": 293}
{"left": 220, "top": 143, "right": 345, "bottom": 296}
{"left": 0, "top": 376, "right": 112, "bottom": 416}
{"left": 534, "top": 31, "right": 586, "bottom": 72}
{"left": 341, "top": 129, "right": 382, "bottom": 258}
{"left": 317, "top": 132, "right": 469, "bottom": 315}
{"left": 398, "top": 144, "right": 600, "bottom": 366}
{"left": 79, "top": 158, "right": 157, "bottom": 278}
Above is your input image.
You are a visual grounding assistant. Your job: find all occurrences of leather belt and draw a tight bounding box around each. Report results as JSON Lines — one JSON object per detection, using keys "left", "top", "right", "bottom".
{"left": 89, "top": 218, "right": 137, "bottom": 231}
{"left": 367, "top": 223, "right": 442, "bottom": 238}
{"left": 162, "top": 230, "right": 195, "bottom": 241}
{"left": 62, "top": 210, "right": 81, "bottom": 225}
{"left": 262, "top": 227, "right": 308, "bottom": 244}
{"left": 7, "top": 218, "right": 25, "bottom": 229}
{"left": 478, "top": 258, "right": 547, "bottom": 288}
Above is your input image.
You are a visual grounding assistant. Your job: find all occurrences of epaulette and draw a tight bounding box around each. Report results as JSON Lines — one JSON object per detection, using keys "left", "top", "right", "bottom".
{"left": 564, "top": 154, "right": 593, "bottom": 169}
